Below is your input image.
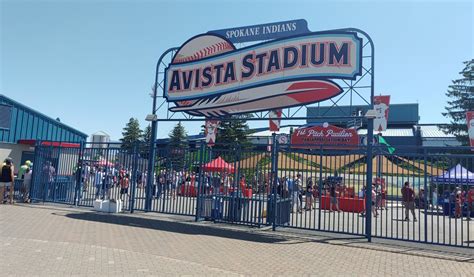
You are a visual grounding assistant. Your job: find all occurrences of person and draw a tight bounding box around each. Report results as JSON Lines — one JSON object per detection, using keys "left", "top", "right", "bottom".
{"left": 18, "top": 160, "right": 31, "bottom": 180}
{"left": 42, "top": 161, "right": 56, "bottom": 200}
{"left": 287, "top": 176, "right": 297, "bottom": 213}
{"left": 94, "top": 167, "right": 104, "bottom": 199}
{"left": 371, "top": 187, "right": 378, "bottom": 217}
{"left": 467, "top": 187, "right": 474, "bottom": 221}
{"left": 239, "top": 176, "right": 246, "bottom": 192}
{"left": 0, "top": 157, "right": 15, "bottom": 204}
{"left": 359, "top": 185, "right": 366, "bottom": 216}
{"left": 419, "top": 188, "right": 426, "bottom": 209}
{"left": 401, "top": 181, "right": 417, "bottom": 222}
{"left": 22, "top": 167, "right": 32, "bottom": 203}
{"left": 120, "top": 173, "right": 130, "bottom": 201}
{"left": 223, "top": 173, "right": 231, "bottom": 195}
{"left": 156, "top": 170, "right": 164, "bottom": 199}
{"left": 375, "top": 184, "right": 382, "bottom": 210}
{"left": 329, "top": 183, "right": 341, "bottom": 212}
{"left": 454, "top": 190, "right": 462, "bottom": 218}
{"left": 294, "top": 174, "right": 303, "bottom": 213}
{"left": 431, "top": 186, "right": 439, "bottom": 211}
{"left": 305, "top": 177, "right": 313, "bottom": 211}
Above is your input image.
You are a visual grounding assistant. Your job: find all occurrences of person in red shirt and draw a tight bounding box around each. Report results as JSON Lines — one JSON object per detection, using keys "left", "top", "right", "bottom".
{"left": 467, "top": 187, "right": 474, "bottom": 221}
{"left": 401, "top": 181, "right": 417, "bottom": 222}
{"left": 239, "top": 176, "right": 246, "bottom": 192}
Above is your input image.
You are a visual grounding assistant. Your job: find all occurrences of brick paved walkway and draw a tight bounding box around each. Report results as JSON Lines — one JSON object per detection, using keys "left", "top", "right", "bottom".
{"left": 0, "top": 204, "right": 472, "bottom": 276}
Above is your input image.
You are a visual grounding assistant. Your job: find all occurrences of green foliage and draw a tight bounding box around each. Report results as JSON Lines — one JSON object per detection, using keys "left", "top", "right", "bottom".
{"left": 168, "top": 122, "right": 188, "bottom": 171}
{"left": 441, "top": 59, "right": 474, "bottom": 145}
{"left": 214, "top": 114, "right": 252, "bottom": 151}
{"left": 142, "top": 125, "right": 152, "bottom": 144}
{"left": 120, "top": 118, "right": 142, "bottom": 152}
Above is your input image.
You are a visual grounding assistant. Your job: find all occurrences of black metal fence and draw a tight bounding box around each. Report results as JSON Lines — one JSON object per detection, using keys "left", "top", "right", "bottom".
{"left": 27, "top": 141, "right": 473, "bottom": 248}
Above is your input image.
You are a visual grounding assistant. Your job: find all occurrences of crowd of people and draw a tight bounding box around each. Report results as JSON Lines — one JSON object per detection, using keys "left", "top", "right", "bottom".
{"left": 2, "top": 155, "right": 473, "bottom": 221}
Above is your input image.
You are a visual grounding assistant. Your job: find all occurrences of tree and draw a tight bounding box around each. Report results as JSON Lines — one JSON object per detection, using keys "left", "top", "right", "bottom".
{"left": 120, "top": 118, "right": 142, "bottom": 152}
{"left": 215, "top": 115, "right": 251, "bottom": 146}
{"left": 142, "top": 125, "right": 152, "bottom": 144}
{"left": 213, "top": 115, "right": 252, "bottom": 161}
{"left": 168, "top": 122, "right": 188, "bottom": 170}
{"left": 138, "top": 124, "right": 152, "bottom": 158}
{"left": 441, "top": 59, "right": 474, "bottom": 145}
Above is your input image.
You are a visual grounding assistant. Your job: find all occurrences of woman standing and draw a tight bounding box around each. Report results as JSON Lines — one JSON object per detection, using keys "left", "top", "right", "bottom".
{"left": 0, "top": 158, "right": 15, "bottom": 204}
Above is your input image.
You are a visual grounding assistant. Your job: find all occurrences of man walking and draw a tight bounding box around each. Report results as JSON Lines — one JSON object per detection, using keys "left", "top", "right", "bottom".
{"left": 401, "top": 181, "right": 417, "bottom": 222}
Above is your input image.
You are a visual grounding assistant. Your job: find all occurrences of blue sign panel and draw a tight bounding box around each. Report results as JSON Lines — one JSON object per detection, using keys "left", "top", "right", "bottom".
{"left": 208, "top": 19, "right": 310, "bottom": 43}
{"left": 0, "top": 104, "right": 12, "bottom": 130}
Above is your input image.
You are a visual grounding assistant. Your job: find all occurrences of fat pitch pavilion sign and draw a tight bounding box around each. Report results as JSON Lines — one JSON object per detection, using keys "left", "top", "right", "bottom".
{"left": 164, "top": 21, "right": 363, "bottom": 117}
{"left": 291, "top": 124, "right": 359, "bottom": 149}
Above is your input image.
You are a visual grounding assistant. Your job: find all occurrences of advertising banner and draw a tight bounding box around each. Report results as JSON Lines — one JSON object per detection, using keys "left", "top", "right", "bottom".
{"left": 373, "top": 95, "right": 390, "bottom": 132}
{"left": 291, "top": 123, "right": 359, "bottom": 149}
{"left": 164, "top": 31, "right": 362, "bottom": 117}
{"left": 467, "top": 111, "right": 474, "bottom": 148}
{"left": 205, "top": 120, "right": 220, "bottom": 147}
{"left": 269, "top": 109, "right": 282, "bottom": 132}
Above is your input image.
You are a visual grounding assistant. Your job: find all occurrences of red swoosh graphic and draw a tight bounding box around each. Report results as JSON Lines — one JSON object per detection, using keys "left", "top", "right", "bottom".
{"left": 286, "top": 81, "right": 342, "bottom": 103}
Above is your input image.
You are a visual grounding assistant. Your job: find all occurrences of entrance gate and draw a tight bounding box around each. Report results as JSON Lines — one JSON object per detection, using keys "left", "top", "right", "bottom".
{"left": 30, "top": 141, "right": 473, "bottom": 248}
{"left": 26, "top": 21, "right": 473, "bottom": 249}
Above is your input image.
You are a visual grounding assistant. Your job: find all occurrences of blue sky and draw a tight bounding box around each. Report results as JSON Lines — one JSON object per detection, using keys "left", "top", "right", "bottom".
{"left": 1, "top": 0, "right": 473, "bottom": 140}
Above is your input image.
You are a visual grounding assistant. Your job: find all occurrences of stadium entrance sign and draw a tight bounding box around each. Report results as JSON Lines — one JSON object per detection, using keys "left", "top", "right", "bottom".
{"left": 164, "top": 21, "right": 363, "bottom": 117}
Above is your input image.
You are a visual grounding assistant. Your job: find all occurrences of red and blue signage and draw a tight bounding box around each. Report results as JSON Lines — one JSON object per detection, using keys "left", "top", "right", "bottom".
{"left": 164, "top": 29, "right": 363, "bottom": 117}
{"left": 291, "top": 124, "right": 360, "bottom": 149}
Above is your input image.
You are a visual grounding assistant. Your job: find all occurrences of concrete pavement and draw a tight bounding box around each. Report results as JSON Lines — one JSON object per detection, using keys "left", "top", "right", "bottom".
{"left": 0, "top": 203, "right": 472, "bottom": 276}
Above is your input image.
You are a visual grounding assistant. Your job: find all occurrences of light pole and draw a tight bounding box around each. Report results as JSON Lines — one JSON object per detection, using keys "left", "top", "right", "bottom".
{"left": 145, "top": 113, "right": 158, "bottom": 212}
{"left": 364, "top": 109, "right": 376, "bottom": 242}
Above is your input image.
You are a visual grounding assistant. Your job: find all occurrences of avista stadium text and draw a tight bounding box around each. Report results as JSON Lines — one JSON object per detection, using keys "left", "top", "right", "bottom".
{"left": 167, "top": 41, "right": 354, "bottom": 93}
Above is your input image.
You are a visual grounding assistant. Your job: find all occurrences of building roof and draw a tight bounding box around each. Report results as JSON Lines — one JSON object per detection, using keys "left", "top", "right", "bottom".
{"left": 357, "top": 128, "right": 414, "bottom": 137}
{"left": 0, "top": 94, "right": 87, "bottom": 138}
{"left": 92, "top": 131, "right": 110, "bottom": 137}
{"left": 248, "top": 126, "right": 293, "bottom": 137}
{"left": 417, "top": 125, "right": 455, "bottom": 138}
{"left": 307, "top": 103, "right": 420, "bottom": 126}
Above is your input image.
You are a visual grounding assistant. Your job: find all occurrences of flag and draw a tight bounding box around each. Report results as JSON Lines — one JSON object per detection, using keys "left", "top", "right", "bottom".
{"left": 205, "top": 120, "right": 220, "bottom": 147}
{"left": 467, "top": 111, "right": 474, "bottom": 149}
{"left": 378, "top": 136, "right": 395, "bottom": 154}
{"left": 269, "top": 109, "right": 282, "bottom": 132}
{"left": 373, "top": 95, "right": 390, "bottom": 132}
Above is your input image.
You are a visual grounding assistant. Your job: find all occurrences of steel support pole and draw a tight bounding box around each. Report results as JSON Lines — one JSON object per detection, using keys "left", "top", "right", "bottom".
{"left": 145, "top": 120, "right": 157, "bottom": 212}
{"left": 366, "top": 118, "right": 374, "bottom": 242}
{"left": 271, "top": 133, "right": 278, "bottom": 231}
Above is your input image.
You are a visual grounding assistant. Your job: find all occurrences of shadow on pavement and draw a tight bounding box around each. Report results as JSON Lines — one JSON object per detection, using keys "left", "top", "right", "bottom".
{"left": 64, "top": 212, "right": 286, "bottom": 244}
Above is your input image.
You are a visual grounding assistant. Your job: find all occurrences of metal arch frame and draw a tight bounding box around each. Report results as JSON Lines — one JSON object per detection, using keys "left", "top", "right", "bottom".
{"left": 147, "top": 28, "right": 375, "bottom": 242}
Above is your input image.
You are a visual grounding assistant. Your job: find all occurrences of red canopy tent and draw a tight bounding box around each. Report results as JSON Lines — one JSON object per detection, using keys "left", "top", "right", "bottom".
{"left": 202, "top": 157, "right": 235, "bottom": 173}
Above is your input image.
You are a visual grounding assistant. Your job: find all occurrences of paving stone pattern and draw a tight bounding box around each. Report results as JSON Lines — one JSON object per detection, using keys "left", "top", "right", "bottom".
{"left": 0, "top": 204, "right": 472, "bottom": 276}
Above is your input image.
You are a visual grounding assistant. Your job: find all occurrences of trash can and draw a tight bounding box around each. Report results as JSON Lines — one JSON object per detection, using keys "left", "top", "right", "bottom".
{"left": 200, "top": 195, "right": 223, "bottom": 220}
{"left": 267, "top": 195, "right": 291, "bottom": 225}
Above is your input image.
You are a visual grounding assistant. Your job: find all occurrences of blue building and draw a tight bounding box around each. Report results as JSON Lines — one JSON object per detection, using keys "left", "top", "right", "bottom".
{"left": 0, "top": 94, "right": 87, "bottom": 168}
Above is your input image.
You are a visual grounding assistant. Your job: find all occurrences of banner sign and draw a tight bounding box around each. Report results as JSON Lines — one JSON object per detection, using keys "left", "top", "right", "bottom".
{"left": 291, "top": 123, "right": 359, "bottom": 149}
{"left": 374, "top": 95, "right": 390, "bottom": 132}
{"left": 205, "top": 120, "right": 220, "bottom": 147}
{"left": 164, "top": 30, "right": 362, "bottom": 117}
{"left": 467, "top": 111, "right": 474, "bottom": 148}
{"left": 269, "top": 109, "right": 282, "bottom": 132}
{"left": 207, "top": 19, "right": 310, "bottom": 43}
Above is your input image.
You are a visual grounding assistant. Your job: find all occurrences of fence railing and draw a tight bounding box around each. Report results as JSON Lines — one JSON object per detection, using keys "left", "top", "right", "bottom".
{"left": 27, "top": 141, "right": 473, "bottom": 248}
